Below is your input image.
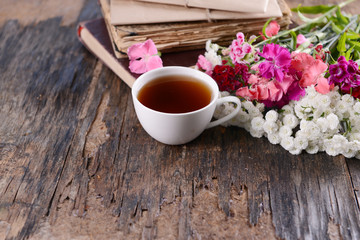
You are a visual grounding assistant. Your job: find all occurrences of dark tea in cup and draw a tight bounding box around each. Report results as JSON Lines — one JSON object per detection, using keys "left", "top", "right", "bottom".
{"left": 137, "top": 75, "right": 212, "bottom": 114}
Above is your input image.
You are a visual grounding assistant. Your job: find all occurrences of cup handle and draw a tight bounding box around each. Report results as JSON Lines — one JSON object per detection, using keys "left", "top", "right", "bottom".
{"left": 206, "top": 96, "right": 241, "bottom": 129}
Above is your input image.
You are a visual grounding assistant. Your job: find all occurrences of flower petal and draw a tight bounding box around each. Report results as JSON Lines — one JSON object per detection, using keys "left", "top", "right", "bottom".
{"left": 145, "top": 56, "right": 163, "bottom": 72}
{"left": 129, "top": 59, "right": 147, "bottom": 74}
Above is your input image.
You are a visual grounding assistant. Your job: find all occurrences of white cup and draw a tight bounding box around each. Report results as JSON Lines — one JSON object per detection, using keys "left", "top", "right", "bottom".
{"left": 131, "top": 66, "right": 241, "bottom": 145}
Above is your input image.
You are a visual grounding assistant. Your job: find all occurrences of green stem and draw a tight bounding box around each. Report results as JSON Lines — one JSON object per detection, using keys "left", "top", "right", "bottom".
{"left": 254, "top": 0, "right": 356, "bottom": 48}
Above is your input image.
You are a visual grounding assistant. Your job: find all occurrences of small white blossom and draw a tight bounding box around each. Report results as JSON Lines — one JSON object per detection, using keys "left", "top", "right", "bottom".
{"left": 354, "top": 102, "right": 360, "bottom": 114}
{"left": 263, "top": 121, "right": 279, "bottom": 134}
{"left": 237, "top": 110, "right": 250, "bottom": 123}
{"left": 250, "top": 128, "right": 264, "bottom": 138}
{"left": 281, "top": 105, "right": 294, "bottom": 115}
{"left": 326, "top": 113, "right": 339, "bottom": 130}
{"left": 279, "top": 125, "right": 292, "bottom": 138}
{"left": 265, "top": 110, "right": 279, "bottom": 122}
{"left": 281, "top": 136, "right": 295, "bottom": 151}
{"left": 306, "top": 144, "right": 319, "bottom": 154}
{"left": 251, "top": 117, "right": 265, "bottom": 131}
{"left": 289, "top": 148, "right": 302, "bottom": 155}
{"left": 341, "top": 94, "right": 354, "bottom": 106}
{"left": 283, "top": 114, "right": 299, "bottom": 129}
{"left": 316, "top": 117, "right": 328, "bottom": 132}
{"left": 267, "top": 133, "right": 281, "bottom": 144}
{"left": 294, "top": 136, "right": 308, "bottom": 150}
{"left": 248, "top": 107, "right": 261, "bottom": 118}
{"left": 255, "top": 102, "right": 265, "bottom": 112}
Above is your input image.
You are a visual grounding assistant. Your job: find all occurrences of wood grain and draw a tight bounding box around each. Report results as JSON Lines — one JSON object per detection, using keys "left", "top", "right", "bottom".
{"left": 0, "top": 0, "right": 360, "bottom": 239}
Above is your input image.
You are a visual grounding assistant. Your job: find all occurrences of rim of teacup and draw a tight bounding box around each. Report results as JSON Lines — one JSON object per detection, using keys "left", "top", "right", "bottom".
{"left": 131, "top": 66, "right": 219, "bottom": 116}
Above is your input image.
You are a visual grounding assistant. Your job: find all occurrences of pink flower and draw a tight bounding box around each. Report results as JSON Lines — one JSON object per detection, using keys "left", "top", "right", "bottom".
{"left": 258, "top": 43, "right": 292, "bottom": 82}
{"left": 236, "top": 73, "right": 296, "bottom": 103}
{"left": 291, "top": 52, "right": 330, "bottom": 93}
{"left": 229, "top": 32, "right": 254, "bottom": 64}
{"left": 261, "top": 21, "right": 280, "bottom": 39}
{"left": 196, "top": 55, "right": 213, "bottom": 75}
{"left": 266, "top": 21, "right": 280, "bottom": 37}
{"left": 296, "top": 34, "right": 309, "bottom": 48}
{"left": 127, "top": 39, "right": 163, "bottom": 74}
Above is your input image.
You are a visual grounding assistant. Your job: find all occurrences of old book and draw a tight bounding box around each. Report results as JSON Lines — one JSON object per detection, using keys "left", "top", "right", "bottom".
{"left": 77, "top": 18, "right": 203, "bottom": 87}
{"left": 110, "top": 0, "right": 281, "bottom": 25}
{"left": 100, "top": 0, "right": 291, "bottom": 55}
{"left": 133, "top": 0, "right": 270, "bottom": 13}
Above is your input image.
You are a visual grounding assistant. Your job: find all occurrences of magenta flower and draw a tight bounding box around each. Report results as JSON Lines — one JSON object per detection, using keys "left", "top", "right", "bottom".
{"left": 127, "top": 39, "right": 163, "bottom": 74}
{"left": 329, "top": 56, "right": 360, "bottom": 92}
{"left": 258, "top": 43, "right": 291, "bottom": 82}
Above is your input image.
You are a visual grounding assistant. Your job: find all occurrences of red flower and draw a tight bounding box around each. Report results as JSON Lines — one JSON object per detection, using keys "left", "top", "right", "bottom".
{"left": 211, "top": 63, "right": 250, "bottom": 92}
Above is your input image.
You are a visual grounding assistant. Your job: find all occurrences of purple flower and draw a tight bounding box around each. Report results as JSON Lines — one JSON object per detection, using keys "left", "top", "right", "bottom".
{"left": 258, "top": 43, "right": 291, "bottom": 82}
{"left": 328, "top": 56, "right": 360, "bottom": 91}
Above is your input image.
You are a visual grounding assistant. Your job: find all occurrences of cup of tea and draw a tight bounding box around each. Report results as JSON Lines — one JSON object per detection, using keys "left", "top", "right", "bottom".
{"left": 131, "top": 66, "right": 241, "bottom": 145}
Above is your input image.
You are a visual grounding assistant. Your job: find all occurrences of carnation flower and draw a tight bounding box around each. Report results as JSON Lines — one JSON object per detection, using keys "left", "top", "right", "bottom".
{"left": 329, "top": 56, "right": 360, "bottom": 95}
{"left": 127, "top": 39, "right": 163, "bottom": 74}
{"left": 258, "top": 43, "right": 292, "bottom": 82}
{"left": 211, "top": 63, "right": 250, "bottom": 92}
{"left": 290, "top": 52, "right": 331, "bottom": 94}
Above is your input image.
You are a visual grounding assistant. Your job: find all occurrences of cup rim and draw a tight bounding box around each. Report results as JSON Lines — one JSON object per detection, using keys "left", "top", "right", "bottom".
{"left": 131, "top": 66, "right": 219, "bottom": 116}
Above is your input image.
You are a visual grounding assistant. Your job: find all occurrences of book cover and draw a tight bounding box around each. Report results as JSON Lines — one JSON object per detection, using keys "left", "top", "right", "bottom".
{"left": 77, "top": 18, "right": 204, "bottom": 87}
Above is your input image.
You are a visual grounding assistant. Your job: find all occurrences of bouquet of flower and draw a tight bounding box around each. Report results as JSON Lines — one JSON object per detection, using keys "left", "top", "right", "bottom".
{"left": 128, "top": 0, "right": 360, "bottom": 159}
{"left": 195, "top": 0, "right": 360, "bottom": 159}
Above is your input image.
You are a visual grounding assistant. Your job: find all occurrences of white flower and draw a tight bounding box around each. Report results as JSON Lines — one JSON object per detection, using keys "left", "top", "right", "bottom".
{"left": 282, "top": 114, "right": 299, "bottom": 129}
{"left": 205, "top": 40, "right": 219, "bottom": 52}
{"left": 205, "top": 49, "right": 222, "bottom": 67}
{"left": 306, "top": 144, "right": 319, "bottom": 154}
{"left": 236, "top": 109, "right": 250, "bottom": 123}
{"left": 265, "top": 110, "right": 279, "bottom": 122}
{"left": 281, "top": 136, "right": 294, "bottom": 151}
{"left": 326, "top": 113, "right": 339, "bottom": 130}
{"left": 294, "top": 104, "right": 305, "bottom": 119}
{"left": 317, "top": 94, "right": 331, "bottom": 108}
{"left": 341, "top": 94, "right": 354, "bottom": 106}
{"left": 281, "top": 105, "right": 294, "bottom": 115}
{"left": 250, "top": 128, "right": 264, "bottom": 138}
{"left": 267, "top": 133, "right": 281, "bottom": 144}
{"left": 248, "top": 107, "right": 261, "bottom": 118}
{"left": 316, "top": 117, "right": 328, "bottom": 132}
{"left": 279, "top": 125, "right": 292, "bottom": 138}
{"left": 294, "top": 136, "right": 308, "bottom": 150}
{"left": 263, "top": 121, "right": 278, "bottom": 134}
{"left": 289, "top": 148, "right": 302, "bottom": 155}
{"left": 354, "top": 102, "right": 360, "bottom": 114}
{"left": 335, "top": 100, "right": 348, "bottom": 114}
{"left": 325, "top": 144, "right": 339, "bottom": 156}
{"left": 255, "top": 102, "right": 265, "bottom": 112}
{"left": 251, "top": 117, "right": 265, "bottom": 131}
{"left": 242, "top": 101, "right": 255, "bottom": 111}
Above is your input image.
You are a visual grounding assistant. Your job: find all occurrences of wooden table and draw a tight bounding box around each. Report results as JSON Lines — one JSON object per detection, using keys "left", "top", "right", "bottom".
{"left": 1, "top": 0, "right": 360, "bottom": 239}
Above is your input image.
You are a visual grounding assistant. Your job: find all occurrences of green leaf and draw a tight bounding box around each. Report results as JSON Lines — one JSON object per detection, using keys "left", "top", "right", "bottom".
{"left": 289, "top": 31, "right": 297, "bottom": 50}
{"left": 291, "top": 4, "right": 335, "bottom": 14}
{"left": 337, "top": 32, "right": 347, "bottom": 55}
{"left": 345, "top": 45, "right": 355, "bottom": 60}
{"left": 336, "top": 6, "right": 349, "bottom": 25}
{"left": 331, "top": 22, "right": 343, "bottom": 34}
{"left": 346, "top": 31, "right": 360, "bottom": 40}
{"left": 347, "top": 40, "right": 360, "bottom": 51}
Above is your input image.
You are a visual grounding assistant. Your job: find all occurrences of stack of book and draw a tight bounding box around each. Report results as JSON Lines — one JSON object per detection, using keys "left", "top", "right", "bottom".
{"left": 78, "top": 0, "right": 292, "bottom": 87}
